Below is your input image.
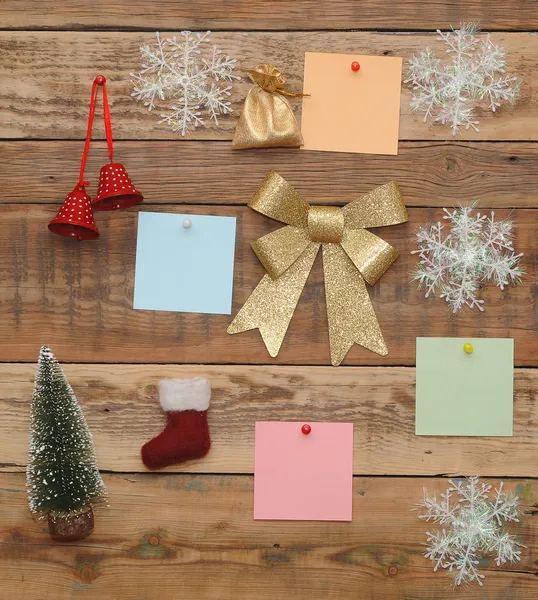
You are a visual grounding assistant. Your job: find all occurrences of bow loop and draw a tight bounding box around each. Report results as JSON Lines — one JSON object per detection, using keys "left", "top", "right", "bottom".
{"left": 341, "top": 229, "right": 399, "bottom": 286}
{"left": 249, "top": 171, "right": 309, "bottom": 227}
{"left": 229, "top": 172, "right": 408, "bottom": 365}
{"left": 252, "top": 226, "right": 312, "bottom": 280}
{"left": 343, "top": 181, "right": 408, "bottom": 229}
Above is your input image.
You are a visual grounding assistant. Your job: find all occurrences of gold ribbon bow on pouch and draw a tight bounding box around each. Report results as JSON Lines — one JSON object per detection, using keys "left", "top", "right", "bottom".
{"left": 228, "top": 171, "right": 409, "bottom": 366}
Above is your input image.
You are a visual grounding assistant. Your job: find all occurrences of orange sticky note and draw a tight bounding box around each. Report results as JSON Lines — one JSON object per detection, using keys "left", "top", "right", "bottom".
{"left": 254, "top": 421, "right": 354, "bottom": 521}
{"left": 301, "top": 52, "right": 403, "bottom": 155}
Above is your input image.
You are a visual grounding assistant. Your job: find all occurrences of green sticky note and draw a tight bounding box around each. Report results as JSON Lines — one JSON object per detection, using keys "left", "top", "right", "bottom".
{"left": 416, "top": 338, "right": 514, "bottom": 436}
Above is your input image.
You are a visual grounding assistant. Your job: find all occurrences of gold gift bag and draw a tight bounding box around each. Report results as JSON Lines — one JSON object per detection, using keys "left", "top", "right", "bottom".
{"left": 232, "top": 64, "right": 304, "bottom": 150}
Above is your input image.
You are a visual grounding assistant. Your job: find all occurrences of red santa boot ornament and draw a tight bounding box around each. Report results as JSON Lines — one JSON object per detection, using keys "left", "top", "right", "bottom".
{"left": 141, "top": 378, "right": 211, "bottom": 470}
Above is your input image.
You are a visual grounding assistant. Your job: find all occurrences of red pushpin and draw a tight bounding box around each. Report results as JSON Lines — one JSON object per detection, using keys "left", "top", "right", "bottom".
{"left": 301, "top": 424, "right": 311, "bottom": 435}
{"left": 351, "top": 61, "right": 361, "bottom": 72}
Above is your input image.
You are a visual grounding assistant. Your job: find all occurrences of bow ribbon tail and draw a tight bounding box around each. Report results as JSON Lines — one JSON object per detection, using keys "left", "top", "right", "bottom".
{"left": 322, "top": 244, "right": 388, "bottom": 366}
{"left": 228, "top": 243, "right": 320, "bottom": 357}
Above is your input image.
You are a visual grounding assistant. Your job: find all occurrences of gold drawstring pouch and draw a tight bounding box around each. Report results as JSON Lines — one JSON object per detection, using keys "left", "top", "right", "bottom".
{"left": 232, "top": 64, "right": 305, "bottom": 150}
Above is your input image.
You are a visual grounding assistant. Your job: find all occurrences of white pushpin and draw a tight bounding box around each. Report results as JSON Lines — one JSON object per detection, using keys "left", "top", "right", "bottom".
{"left": 183, "top": 218, "right": 192, "bottom": 229}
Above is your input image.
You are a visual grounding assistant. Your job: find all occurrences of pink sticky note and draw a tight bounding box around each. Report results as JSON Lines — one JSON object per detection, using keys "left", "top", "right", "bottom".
{"left": 254, "top": 422, "right": 354, "bottom": 521}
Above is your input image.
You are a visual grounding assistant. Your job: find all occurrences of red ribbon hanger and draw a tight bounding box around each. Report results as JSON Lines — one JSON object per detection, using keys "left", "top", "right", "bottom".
{"left": 78, "top": 75, "right": 114, "bottom": 189}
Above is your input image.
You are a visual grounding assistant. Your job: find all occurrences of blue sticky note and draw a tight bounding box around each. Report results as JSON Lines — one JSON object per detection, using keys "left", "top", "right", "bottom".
{"left": 134, "top": 212, "right": 237, "bottom": 315}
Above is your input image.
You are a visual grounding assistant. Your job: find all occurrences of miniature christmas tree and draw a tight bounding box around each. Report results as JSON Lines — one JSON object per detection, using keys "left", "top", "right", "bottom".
{"left": 27, "top": 345, "right": 106, "bottom": 541}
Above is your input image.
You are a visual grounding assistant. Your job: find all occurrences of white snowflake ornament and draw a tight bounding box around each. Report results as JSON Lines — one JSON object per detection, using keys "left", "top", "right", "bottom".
{"left": 131, "top": 31, "right": 240, "bottom": 136}
{"left": 405, "top": 23, "right": 521, "bottom": 135}
{"left": 418, "top": 477, "right": 523, "bottom": 586}
{"left": 412, "top": 205, "right": 524, "bottom": 312}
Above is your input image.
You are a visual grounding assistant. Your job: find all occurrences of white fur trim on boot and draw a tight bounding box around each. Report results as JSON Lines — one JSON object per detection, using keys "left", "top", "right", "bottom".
{"left": 158, "top": 378, "right": 211, "bottom": 412}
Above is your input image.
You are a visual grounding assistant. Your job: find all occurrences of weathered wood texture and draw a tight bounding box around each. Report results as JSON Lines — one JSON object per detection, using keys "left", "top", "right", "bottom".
{"left": 0, "top": 32, "right": 535, "bottom": 141}
{"left": 1, "top": 364, "right": 537, "bottom": 476}
{"left": 1, "top": 474, "right": 536, "bottom": 600}
{"left": 2, "top": 1, "right": 538, "bottom": 31}
{"left": 3, "top": 140, "right": 538, "bottom": 208}
{"left": 3, "top": 4, "right": 538, "bottom": 599}
{"left": 0, "top": 205, "right": 536, "bottom": 365}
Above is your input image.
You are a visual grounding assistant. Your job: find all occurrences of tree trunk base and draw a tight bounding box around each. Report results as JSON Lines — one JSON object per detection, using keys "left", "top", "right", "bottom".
{"left": 48, "top": 507, "right": 94, "bottom": 542}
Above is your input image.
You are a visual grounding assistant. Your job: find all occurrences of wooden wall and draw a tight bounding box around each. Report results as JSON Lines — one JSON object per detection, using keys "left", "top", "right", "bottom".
{"left": 0, "top": 2, "right": 537, "bottom": 598}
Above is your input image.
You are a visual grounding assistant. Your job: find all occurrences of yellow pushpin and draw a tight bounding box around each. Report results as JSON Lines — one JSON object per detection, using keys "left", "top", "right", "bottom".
{"left": 463, "top": 342, "right": 474, "bottom": 354}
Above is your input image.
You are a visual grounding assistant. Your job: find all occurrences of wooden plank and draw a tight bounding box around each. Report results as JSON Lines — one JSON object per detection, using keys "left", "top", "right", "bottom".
{"left": 0, "top": 205, "right": 535, "bottom": 366}
{"left": 2, "top": 140, "right": 538, "bottom": 208}
{"left": 1, "top": 364, "right": 538, "bottom": 476}
{"left": 0, "top": 31, "right": 534, "bottom": 141}
{"left": 1, "top": 473, "right": 537, "bottom": 599}
{"left": 2, "top": 1, "right": 538, "bottom": 31}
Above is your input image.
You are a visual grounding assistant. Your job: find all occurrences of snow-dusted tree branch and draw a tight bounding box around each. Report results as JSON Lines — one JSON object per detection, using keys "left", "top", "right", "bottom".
{"left": 405, "top": 23, "right": 521, "bottom": 135}
{"left": 418, "top": 477, "right": 522, "bottom": 586}
{"left": 412, "top": 206, "right": 524, "bottom": 312}
{"left": 131, "top": 31, "right": 240, "bottom": 136}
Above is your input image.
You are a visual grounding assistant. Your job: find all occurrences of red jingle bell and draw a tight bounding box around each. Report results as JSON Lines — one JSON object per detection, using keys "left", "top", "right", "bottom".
{"left": 93, "top": 162, "right": 143, "bottom": 211}
{"left": 48, "top": 185, "right": 99, "bottom": 240}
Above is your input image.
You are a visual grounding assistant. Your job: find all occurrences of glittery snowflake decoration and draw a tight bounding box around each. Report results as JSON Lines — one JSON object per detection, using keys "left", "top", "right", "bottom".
{"left": 412, "top": 206, "right": 524, "bottom": 312}
{"left": 418, "top": 477, "right": 522, "bottom": 586}
{"left": 405, "top": 23, "right": 521, "bottom": 135}
{"left": 131, "top": 31, "right": 240, "bottom": 136}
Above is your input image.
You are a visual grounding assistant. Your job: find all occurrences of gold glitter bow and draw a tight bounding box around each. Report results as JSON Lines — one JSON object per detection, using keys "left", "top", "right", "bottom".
{"left": 232, "top": 65, "right": 305, "bottom": 150}
{"left": 228, "top": 171, "right": 408, "bottom": 366}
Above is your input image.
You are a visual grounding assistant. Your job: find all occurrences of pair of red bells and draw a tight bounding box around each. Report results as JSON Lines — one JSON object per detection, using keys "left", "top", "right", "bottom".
{"left": 48, "top": 75, "right": 143, "bottom": 240}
